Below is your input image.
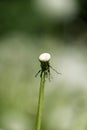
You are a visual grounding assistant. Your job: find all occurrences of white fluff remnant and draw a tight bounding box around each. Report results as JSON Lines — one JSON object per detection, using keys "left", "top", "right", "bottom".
{"left": 39, "top": 53, "right": 51, "bottom": 62}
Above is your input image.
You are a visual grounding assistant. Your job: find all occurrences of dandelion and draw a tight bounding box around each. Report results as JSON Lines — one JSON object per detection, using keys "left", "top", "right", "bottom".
{"left": 35, "top": 53, "right": 60, "bottom": 130}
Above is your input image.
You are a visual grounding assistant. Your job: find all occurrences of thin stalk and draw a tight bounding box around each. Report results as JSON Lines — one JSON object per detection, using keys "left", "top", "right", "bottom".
{"left": 36, "top": 73, "right": 45, "bottom": 130}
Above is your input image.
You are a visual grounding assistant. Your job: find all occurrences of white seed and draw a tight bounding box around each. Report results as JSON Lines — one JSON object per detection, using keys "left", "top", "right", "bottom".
{"left": 39, "top": 53, "right": 51, "bottom": 62}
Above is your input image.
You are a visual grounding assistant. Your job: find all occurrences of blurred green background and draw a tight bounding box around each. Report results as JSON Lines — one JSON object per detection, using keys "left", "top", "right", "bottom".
{"left": 0, "top": 0, "right": 87, "bottom": 130}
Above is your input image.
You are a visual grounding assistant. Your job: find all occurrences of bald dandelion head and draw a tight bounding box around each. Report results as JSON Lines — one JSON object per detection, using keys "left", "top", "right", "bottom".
{"left": 39, "top": 53, "right": 51, "bottom": 62}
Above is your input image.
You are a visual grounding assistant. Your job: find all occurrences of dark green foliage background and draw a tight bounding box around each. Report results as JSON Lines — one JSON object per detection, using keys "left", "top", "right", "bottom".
{"left": 0, "top": 1, "right": 87, "bottom": 130}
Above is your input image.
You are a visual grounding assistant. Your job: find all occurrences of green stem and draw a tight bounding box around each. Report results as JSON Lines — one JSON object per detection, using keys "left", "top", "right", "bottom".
{"left": 36, "top": 73, "right": 45, "bottom": 130}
